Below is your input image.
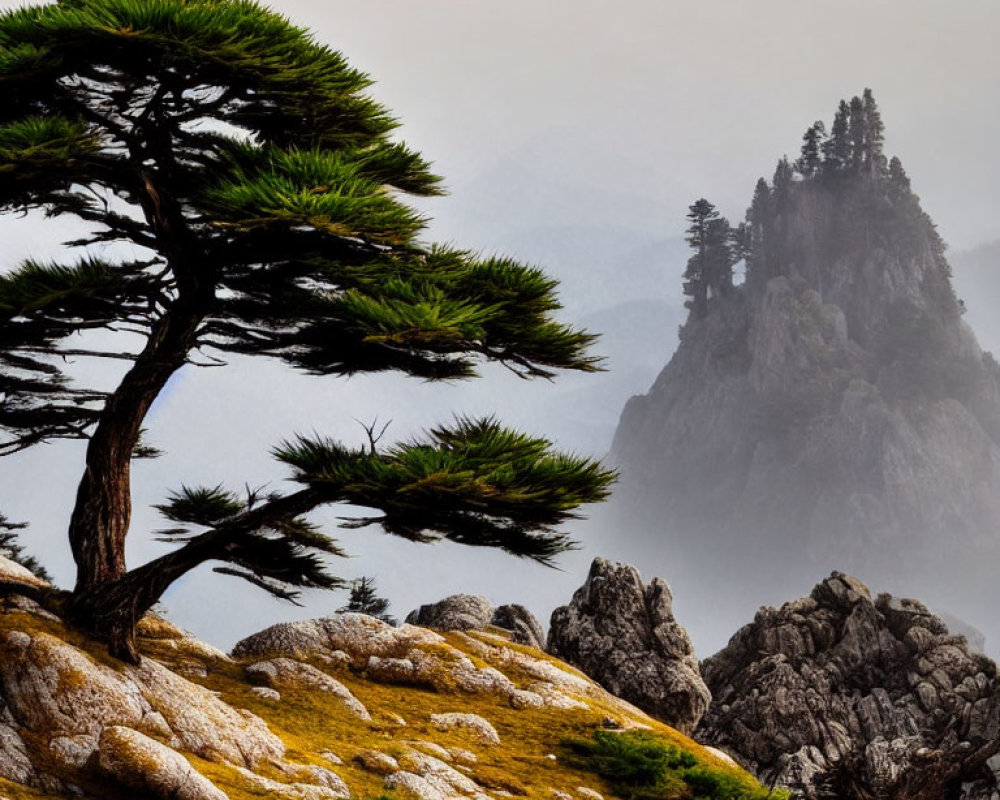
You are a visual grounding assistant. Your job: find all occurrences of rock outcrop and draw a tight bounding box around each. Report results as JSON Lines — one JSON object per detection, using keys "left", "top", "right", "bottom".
{"left": 491, "top": 604, "right": 546, "bottom": 650}
{"left": 406, "top": 594, "right": 546, "bottom": 649}
{"left": 406, "top": 595, "right": 494, "bottom": 632}
{"left": 698, "top": 572, "right": 1000, "bottom": 799}
{"left": 547, "top": 558, "right": 710, "bottom": 735}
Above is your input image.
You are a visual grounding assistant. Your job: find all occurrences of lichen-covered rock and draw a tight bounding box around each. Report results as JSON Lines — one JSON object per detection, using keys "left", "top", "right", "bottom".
{"left": 0, "top": 554, "right": 47, "bottom": 588}
{"left": 408, "top": 741, "right": 452, "bottom": 761}
{"left": 455, "top": 632, "right": 593, "bottom": 710}
{"left": 0, "top": 629, "right": 147, "bottom": 736}
{"left": 277, "top": 761, "right": 351, "bottom": 794}
{"left": 48, "top": 734, "right": 97, "bottom": 771}
{"left": 97, "top": 726, "right": 227, "bottom": 800}
{"left": 365, "top": 646, "right": 516, "bottom": 699}
{"left": 355, "top": 749, "right": 400, "bottom": 775}
{"left": 0, "top": 626, "right": 285, "bottom": 781}
{"left": 382, "top": 746, "right": 494, "bottom": 800}
{"left": 698, "top": 572, "right": 1000, "bottom": 799}
{"left": 0, "top": 587, "right": 768, "bottom": 800}
{"left": 406, "top": 595, "right": 494, "bottom": 632}
{"left": 0, "top": 720, "right": 36, "bottom": 784}
{"left": 396, "top": 749, "right": 482, "bottom": 795}
{"left": 491, "top": 604, "right": 545, "bottom": 649}
{"left": 404, "top": 596, "right": 546, "bottom": 651}
{"left": 385, "top": 771, "right": 451, "bottom": 800}
{"left": 136, "top": 657, "right": 284, "bottom": 766}
{"left": 245, "top": 658, "right": 370, "bottom": 719}
{"left": 547, "top": 558, "right": 710, "bottom": 734}
{"left": 236, "top": 766, "right": 350, "bottom": 799}
{"left": 232, "top": 613, "right": 444, "bottom": 662}
{"left": 429, "top": 713, "right": 500, "bottom": 746}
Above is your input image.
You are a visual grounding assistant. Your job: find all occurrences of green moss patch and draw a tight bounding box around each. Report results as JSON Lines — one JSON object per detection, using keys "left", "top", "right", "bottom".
{"left": 565, "top": 731, "right": 791, "bottom": 800}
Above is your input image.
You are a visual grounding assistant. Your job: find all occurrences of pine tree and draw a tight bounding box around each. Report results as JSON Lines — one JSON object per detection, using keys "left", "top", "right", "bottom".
{"left": 683, "top": 199, "right": 718, "bottom": 318}
{"left": 683, "top": 199, "right": 734, "bottom": 317}
{"left": 848, "top": 95, "right": 866, "bottom": 171}
{"left": 796, "top": 121, "right": 825, "bottom": 177}
{"left": 823, "top": 100, "right": 852, "bottom": 171}
{"left": 0, "top": 0, "right": 614, "bottom": 661}
{"left": 771, "top": 156, "right": 795, "bottom": 206}
{"left": 705, "top": 216, "right": 736, "bottom": 295}
{"left": 861, "top": 89, "right": 886, "bottom": 176}
{"left": 338, "top": 575, "right": 396, "bottom": 625}
{"left": 729, "top": 221, "right": 751, "bottom": 270}
{"left": 744, "top": 178, "right": 771, "bottom": 289}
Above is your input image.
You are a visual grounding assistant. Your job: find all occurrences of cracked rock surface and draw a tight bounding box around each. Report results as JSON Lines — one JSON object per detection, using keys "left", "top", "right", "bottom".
{"left": 698, "top": 572, "right": 1000, "bottom": 800}
{"left": 547, "top": 558, "right": 710, "bottom": 735}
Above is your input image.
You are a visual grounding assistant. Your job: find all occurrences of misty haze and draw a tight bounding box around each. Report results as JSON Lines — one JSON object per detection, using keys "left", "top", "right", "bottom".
{"left": 2, "top": 1, "right": 999, "bottom": 664}
{"left": 3, "top": 2, "right": 1000, "bottom": 799}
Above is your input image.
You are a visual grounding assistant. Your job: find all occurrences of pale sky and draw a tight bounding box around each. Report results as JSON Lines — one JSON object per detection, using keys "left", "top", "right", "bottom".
{"left": 1, "top": 0, "right": 998, "bottom": 656}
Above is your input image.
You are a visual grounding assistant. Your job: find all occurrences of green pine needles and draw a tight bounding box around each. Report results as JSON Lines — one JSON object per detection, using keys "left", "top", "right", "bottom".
{"left": 0, "top": 0, "right": 614, "bottom": 660}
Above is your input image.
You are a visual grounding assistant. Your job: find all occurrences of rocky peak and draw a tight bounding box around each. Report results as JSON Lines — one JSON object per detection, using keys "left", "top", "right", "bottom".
{"left": 697, "top": 572, "right": 1000, "bottom": 799}
{"left": 611, "top": 92, "right": 1000, "bottom": 642}
{"left": 547, "top": 557, "right": 710, "bottom": 734}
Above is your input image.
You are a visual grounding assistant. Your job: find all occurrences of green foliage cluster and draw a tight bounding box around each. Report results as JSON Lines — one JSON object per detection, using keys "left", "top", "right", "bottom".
{"left": 270, "top": 416, "right": 610, "bottom": 558}
{"left": 0, "top": 0, "right": 603, "bottom": 453}
{"left": 566, "top": 731, "right": 790, "bottom": 800}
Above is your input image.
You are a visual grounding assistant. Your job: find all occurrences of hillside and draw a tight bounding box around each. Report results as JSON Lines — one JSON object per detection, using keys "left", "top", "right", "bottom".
{"left": 611, "top": 91, "right": 1000, "bottom": 649}
{"left": 0, "top": 556, "right": 775, "bottom": 800}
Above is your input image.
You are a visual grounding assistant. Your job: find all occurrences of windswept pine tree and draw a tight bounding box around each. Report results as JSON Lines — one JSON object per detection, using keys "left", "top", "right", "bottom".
{"left": 0, "top": 0, "right": 614, "bottom": 661}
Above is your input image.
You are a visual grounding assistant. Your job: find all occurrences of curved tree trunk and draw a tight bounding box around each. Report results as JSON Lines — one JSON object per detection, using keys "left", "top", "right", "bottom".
{"left": 68, "top": 308, "right": 202, "bottom": 593}
{"left": 67, "top": 528, "right": 227, "bottom": 663}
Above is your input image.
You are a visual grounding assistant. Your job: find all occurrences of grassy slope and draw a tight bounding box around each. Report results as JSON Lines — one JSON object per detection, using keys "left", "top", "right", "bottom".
{"left": 0, "top": 605, "right": 773, "bottom": 800}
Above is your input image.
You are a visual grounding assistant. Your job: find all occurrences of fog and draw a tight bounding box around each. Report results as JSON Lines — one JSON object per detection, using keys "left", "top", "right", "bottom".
{"left": 2, "top": 0, "right": 999, "bottom": 658}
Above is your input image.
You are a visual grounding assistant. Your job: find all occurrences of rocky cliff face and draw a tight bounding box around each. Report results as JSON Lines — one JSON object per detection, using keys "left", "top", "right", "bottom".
{"left": 547, "top": 558, "right": 710, "bottom": 735}
{"left": 0, "top": 555, "right": 760, "bottom": 800}
{"left": 698, "top": 572, "right": 1000, "bottom": 800}
{"left": 611, "top": 94, "right": 1000, "bottom": 639}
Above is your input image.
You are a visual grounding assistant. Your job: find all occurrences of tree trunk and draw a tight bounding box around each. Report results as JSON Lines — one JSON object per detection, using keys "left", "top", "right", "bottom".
{"left": 67, "top": 488, "right": 323, "bottom": 662}
{"left": 68, "top": 309, "right": 202, "bottom": 593}
{"left": 66, "top": 529, "right": 225, "bottom": 663}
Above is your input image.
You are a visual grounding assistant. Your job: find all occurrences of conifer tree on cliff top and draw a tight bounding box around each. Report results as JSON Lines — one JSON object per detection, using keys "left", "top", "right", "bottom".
{"left": 0, "top": 0, "right": 614, "bottom": 661}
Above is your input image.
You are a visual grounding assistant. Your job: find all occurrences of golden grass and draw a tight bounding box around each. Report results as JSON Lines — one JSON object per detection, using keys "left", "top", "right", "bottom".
{"left": 0, "top": 606, "right": 765, "bottom": 800}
